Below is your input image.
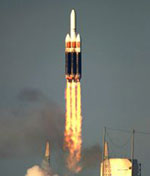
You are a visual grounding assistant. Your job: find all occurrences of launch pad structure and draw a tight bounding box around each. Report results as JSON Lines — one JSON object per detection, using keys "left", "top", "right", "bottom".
{"left": 100, "top": 127, "right": 141, "bottom": 176}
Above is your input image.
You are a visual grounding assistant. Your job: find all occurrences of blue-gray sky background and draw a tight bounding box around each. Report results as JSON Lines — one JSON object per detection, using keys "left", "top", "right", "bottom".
{"left": 0, "top": 0, "right": 150, "bottom": 175}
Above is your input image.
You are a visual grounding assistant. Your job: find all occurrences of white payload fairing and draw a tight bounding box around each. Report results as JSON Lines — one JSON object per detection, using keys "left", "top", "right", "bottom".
{"left": 65, "top": 9, "right": 82, "bottom": 82}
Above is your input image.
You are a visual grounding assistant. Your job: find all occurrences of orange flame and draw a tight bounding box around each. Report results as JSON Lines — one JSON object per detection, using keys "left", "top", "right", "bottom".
{"left": 64, "top": 81, "right": 82, "bottom": 173}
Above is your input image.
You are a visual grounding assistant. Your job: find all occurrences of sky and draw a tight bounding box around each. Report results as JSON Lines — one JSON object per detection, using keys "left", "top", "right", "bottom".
{"left": 0, "top": 0, "right": 150, "bottom": 175}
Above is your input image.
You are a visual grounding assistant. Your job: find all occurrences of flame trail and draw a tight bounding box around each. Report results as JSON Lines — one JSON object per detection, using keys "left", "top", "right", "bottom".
{"left": 64, "top": 81, "right": 82, "bottom": 173}
{"left": 76, "top": 82, "right": 82, "bottom": 162}
{"left": 64, "top": 82, "right": 71, "bottom": 148}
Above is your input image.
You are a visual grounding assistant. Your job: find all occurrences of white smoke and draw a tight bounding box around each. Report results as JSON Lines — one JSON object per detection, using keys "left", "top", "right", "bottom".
{"left": 25, "top": 165, "right": 46, "bottom": 176}
{"left": 25, "top": 165, "right": 59, "bottom": 176}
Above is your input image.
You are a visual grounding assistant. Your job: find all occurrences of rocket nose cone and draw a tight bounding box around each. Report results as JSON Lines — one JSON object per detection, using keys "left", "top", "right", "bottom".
{"left": 70, "top": 9, "right": 76, "bottom": 24}
{"left": 65, "top": 34, "right": 70, "bottom": 42}
{"left": 70, "top": 9, "right": 76, "bottom": 38}
{"left": 71, "top": 9, "right": 76, "bottom": 16}
{"left": 76, "top": 34, "right": 81, "bottom": 42}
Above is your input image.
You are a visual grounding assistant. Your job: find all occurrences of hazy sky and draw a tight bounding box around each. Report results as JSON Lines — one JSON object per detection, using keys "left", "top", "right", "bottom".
{"left": 0, "top": 0, "right": 150, "bottom": 175}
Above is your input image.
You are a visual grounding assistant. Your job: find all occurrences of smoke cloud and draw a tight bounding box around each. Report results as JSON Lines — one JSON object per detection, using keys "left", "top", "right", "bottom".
{"left": 25, "top": 165, "right": 58, "bottom": 176}
{"left": 25, "top": 156, "right": 59, "bottom": 176}
{"left": 0, "top": 88, "right": 102, "bottom": 176}
{"left": 18, "top": 89, "right": 46, "bottom": 102}
{"left": 0, "top": 88, "right": 65, "bottom": 158}
{"left": 25, "top": 166, "right": 46, "bottom": 176}
{"left": 81, "top": 144, "right": 101, "bottom": 169}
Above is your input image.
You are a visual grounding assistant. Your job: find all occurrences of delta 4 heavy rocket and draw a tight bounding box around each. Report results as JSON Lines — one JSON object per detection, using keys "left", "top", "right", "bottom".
{"left": 65, "top": 9, "right": 82, "bottom": 82}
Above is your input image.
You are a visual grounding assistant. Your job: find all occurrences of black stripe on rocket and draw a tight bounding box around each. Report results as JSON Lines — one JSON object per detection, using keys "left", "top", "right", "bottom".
{"left": 65, "top": 52, "right": 81, "bottom": 81}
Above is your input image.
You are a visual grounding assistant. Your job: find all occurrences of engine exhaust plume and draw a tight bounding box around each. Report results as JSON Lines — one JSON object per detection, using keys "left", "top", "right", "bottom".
{"left": 64, "top": 81, "right": 82, "bottom": 173}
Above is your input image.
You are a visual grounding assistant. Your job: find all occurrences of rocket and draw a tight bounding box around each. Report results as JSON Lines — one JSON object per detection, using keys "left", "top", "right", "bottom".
{"left": 65, "top": 9, "right": 82, "bottom": 82}
{"left": 44, "top": 141, "right": 50, "bottom": 164}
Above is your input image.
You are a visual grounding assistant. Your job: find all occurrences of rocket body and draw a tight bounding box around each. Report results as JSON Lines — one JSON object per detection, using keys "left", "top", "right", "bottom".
{"left": 65, "top": 9, "right": 82, "bottom": 82}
